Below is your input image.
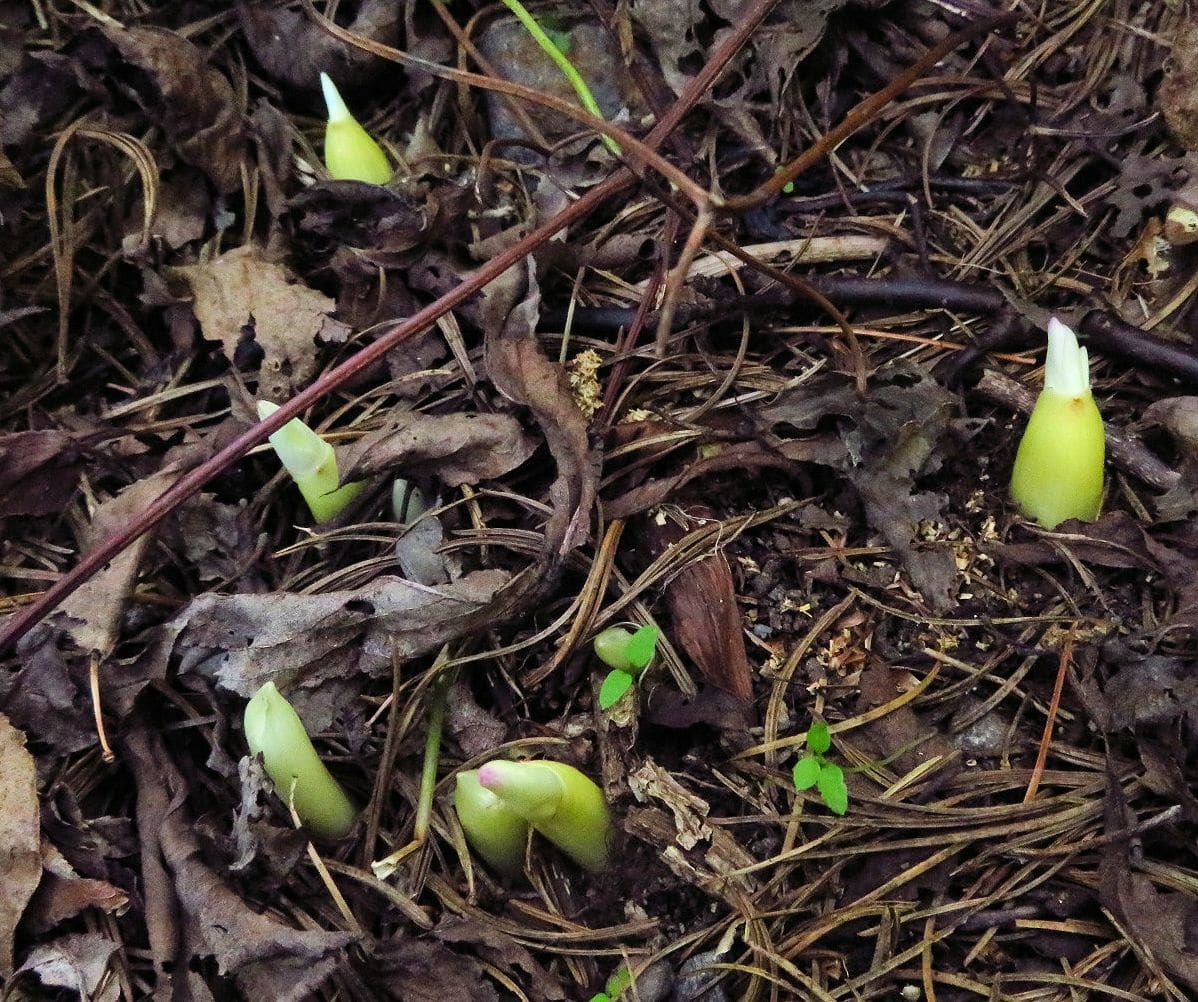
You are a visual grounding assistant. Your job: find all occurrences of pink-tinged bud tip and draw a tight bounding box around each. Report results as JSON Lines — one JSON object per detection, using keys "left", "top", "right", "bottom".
{"left": 477, "top": 761, "right": 506, "bottom": 791}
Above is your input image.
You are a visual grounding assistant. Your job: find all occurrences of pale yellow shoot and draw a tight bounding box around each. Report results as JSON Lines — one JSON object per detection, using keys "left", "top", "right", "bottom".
{"left": 257, "top": 401, "right": 363, "bottom": 523}
{"left": 243, "top": 682, "right": 356, "bottom": 840}
{"left": 476, "top": 759, "right": 611, "bottom": 872}
{"left": 453, "top": 770, "right": 530, "bottom": 877}
{"left": 320, "top": 72, "right": 393, "bottom": 184}
{"left": 1009, "top": 317, "right": 1105, "bottom": 529}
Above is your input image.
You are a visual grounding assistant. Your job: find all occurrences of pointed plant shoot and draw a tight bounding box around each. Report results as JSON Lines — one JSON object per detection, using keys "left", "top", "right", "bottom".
{"left": 243, "top": 682, "right": 356, "bottom": 840}
{"left": 320, "top": 72, "right": 393, "bottom": 184}
{"left": 1009, "top": 317, "right": 1105, "bottom": 529}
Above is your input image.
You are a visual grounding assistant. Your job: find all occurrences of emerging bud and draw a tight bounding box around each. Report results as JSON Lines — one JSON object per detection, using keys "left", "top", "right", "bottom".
{"left": 1009, "top": 318, "right": 1105, "bottom": 529}
{"left": 453, "top": 770, "right": 530, "bottom": 877}
{"left": 320, "top": 73, "right": 393, "bottom": 185}
{"left": 469, "top": 760, "right": 611, "bottom": 872}
{"left": 243, "top": 682, "right": 356, "bottom": 840}
{"left": 257, "top": 400, "right": 363, "bottom": 523}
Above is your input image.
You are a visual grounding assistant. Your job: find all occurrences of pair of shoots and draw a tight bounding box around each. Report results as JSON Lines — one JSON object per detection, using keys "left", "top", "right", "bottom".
{"left": 244, "top": 682, "right": 613, "bottom": 878}
{"left": 455, "top": 759, "right": 611, "bottom": 875}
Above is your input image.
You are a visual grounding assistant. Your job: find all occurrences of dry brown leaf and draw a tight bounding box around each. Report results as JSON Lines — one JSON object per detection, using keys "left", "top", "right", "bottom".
{"left": 0, "top": 429, "right": 85, "bottom": 518}
{"left": 0, "top": 710, "right": 41, "bottom": 974}
{"left": 369, "top": 937, "right": 499, "bottom": 1002}
{"left": 169, "top": 245, "right": 351, "bottom": 399}
{"left": 434, "top": 916, "right": 565, "bottom": 1001}
{"left": 57, "top": 469, "right": 177, "bottom": 655}
{"left": 125, "top": 725, "right": 354, "bottom": 1001}
{"left": 15, "top": 932, "right": 119, "bottom": 1002}
{"left": 341, "top": 410, "right": 538, "bottom": 486}
{"left": 238, "top": 0, "right": 402, "bottom": 94}
{"left": 158, "top": 569, "right": 510, "bottom": 728}
{"left": 99, "top": 25, "right": 248, "bottom": 193}
{"left": 1101, "top": 771, "right": 1198, "bottom": 993}
{"left": 634, "top": 507, "right": 754, "bottom": 702}
{"left": 1161, "top": 11, "right": 1198, "bottom": 151}
{"left": 481, "top": 258, "right": 597, "bottom": 559}
{"left": 25, "top": 841, "right": 128, "bottom": 935}
{"left": 758, "top": 362, "right": 960, "bottom": 611}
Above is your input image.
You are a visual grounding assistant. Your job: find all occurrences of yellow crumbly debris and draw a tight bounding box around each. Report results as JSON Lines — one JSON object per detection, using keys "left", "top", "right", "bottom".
{"left": 567, "top": 349, "right": 602, "bottom": 418}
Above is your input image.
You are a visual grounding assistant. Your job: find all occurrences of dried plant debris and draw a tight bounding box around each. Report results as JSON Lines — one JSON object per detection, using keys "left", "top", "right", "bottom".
{"left": 14, "top": 932, "right": 120, "bottom": 1002}
{"left": 341, "top": 410, "right": 538, "bottom": 486}
{"left": 0, "top": 430, "right": 88, "bottom": 518}
{"left": 0, "top": 711, "right": 41, "bottom": 975}
{"left": 238, "top": 0, "right": 402, "bottom": 95}
{"left": 6, "top": 2, "right": 1198, "bottom": 998}
{"left": 98, "top": 24, "right": 249, "bottom": 193}
{"left": 148, "top": 570, "right": 511, "bottom": 727}
{"left": 1100, "top": 775, "right": 1198, "bottom": 994}
{"left": 125, "top": 725, "right": 354, "bottom": 1000}
{"left": 168, "top": 245, "right": 351, "bottom": 400}
{"left": 757, "top": 362, "right": 961, "bottom": 609}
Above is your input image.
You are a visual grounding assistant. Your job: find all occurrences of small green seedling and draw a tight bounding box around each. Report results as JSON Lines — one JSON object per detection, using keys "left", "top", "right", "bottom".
{"left": 792, "top": 720, "right": 848, "bottom": 815}
{"left": 587, "top": 965, "right": 632, "bottom": 1002}
{"left": 593, "top": 624, "right": 659, "bottom": 710}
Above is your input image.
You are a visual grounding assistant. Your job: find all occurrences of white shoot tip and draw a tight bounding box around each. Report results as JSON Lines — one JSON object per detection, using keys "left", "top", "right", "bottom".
{"left": 1044, "top": 317, "right": 1089, "bottom": 397}
{"left": 256, "top": 400, "right": 279, "bottom": 421}
{"left": 320, "top": 72, "right": 350, "bottom": 122}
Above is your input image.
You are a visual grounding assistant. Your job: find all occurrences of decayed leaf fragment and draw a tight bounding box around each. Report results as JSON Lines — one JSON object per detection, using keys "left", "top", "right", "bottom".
{"left": 99, "top": 24, "right": 248, "bottom": 192}
{"left": 153, "top": 570, "right": 511, "bottom": 727}
{"left": 0, "top": 710, "right": 41, "bottom": 974}
{"left": 169, "top": 245, "right": 351, "bottom": 399}
{"left": 125, "top": 724, "right": 355, "bottom": 1001}
{"left": 341, "top": 410, "right": 538, "bottom": 486}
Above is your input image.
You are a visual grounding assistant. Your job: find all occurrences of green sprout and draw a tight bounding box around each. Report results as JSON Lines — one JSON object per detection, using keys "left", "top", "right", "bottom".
{"left": 1009, "top": 317, "right": 1105, "bottom": 529}
{"left": 455, "top": 759, "right": 612, "bottom": 873}
{"left": 243, "top": 682, "right": 357, "bottom": 839}
{"left": 587, "top": 965, "right": 632, "bottom": 1002}
{"left": 498, "top": 0, "right": 619, "bottom": 155}
{"left": 257, "top": 401, "right": 364, "bottom": 523}
{"left": 792, "top": 720, "right": 848, "bottom": 815}
{"left": 593, "top": 624, "right": 659, "bottom": 710}
{"left": 319, "top": 72, "right": 393, "bottom": 184}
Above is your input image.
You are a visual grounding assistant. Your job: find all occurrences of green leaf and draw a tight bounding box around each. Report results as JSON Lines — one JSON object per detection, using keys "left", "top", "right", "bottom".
{"left": 625, "top": 624, "right": 660, "bottom": 672}
{"left": 792, "top": 755, "right": 821, "bottom": 790}
{"left": 806, "top": 719, "right": 831, "bottom": 755}
{"left": 605, "top": 966, "right": 632, "bottom": 996}
{"left": 817, "top": 762, "right": 849, "bottom": 815}
{"left": 588, "top": 995, "right": 611, "bottom": 1002}
{"left": 598, "top": 670, "right": 634, "bottom": 710}
{"left": 593, "top": 627, "right": 635, "bottom": 671}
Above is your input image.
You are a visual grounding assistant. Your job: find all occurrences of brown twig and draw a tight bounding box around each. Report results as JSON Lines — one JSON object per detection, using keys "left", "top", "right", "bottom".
{"left": 1079, "top": 310, "right": 1198, "bottom": 385}
{"left": 724, "top": 14, "right": 1016, "bottom": 212}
